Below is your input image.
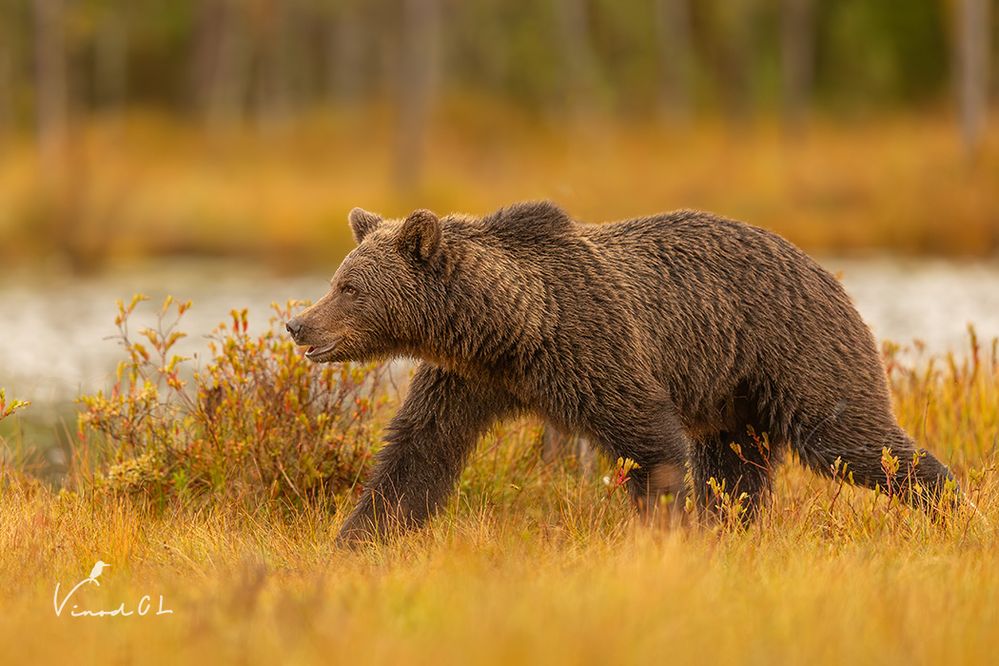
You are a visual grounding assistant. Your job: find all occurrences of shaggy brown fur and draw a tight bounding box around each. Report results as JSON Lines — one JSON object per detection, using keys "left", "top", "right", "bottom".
{"left": 286, "top": 202, "right": 956, "bottom": 544}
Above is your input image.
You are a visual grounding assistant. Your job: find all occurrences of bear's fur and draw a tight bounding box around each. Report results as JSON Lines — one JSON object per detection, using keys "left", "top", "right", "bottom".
{"left": 286, "top": 202, "right": 956, "bottom": 543}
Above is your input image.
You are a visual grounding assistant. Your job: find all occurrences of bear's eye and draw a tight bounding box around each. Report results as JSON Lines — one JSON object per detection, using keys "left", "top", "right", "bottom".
{"left": 341, "top": 284, "right": 359, "bottom": 298}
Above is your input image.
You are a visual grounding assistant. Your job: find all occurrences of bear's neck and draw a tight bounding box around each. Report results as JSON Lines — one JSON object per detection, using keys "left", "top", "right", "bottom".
{"left": 419, "top": 241, "right": 550, "bottom": 379}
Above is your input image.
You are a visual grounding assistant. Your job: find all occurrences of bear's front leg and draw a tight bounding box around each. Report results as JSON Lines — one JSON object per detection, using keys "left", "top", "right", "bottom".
{"left": 336, "top": 363, "right": 517, "bottom": 547}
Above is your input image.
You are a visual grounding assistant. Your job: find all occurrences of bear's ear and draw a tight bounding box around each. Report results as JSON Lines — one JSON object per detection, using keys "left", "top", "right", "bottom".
{"left": 397, "top": 209, "right": 442, "bottom": 262}
{"left": 348, "top": 207, "right": 383, "bottom": 244}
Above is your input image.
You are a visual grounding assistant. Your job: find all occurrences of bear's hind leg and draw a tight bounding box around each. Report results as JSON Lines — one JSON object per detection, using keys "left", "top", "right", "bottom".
{"left": 691, "top": 427, "right": 780, "bottom": 525}
{"left": 795, "top": 414, "right": 958, "bottom": 514}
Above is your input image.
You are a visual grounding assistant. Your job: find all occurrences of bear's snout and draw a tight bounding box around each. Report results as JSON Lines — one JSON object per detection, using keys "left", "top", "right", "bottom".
{"left": 285, "top": 318, "right": 305, "bottom": 342}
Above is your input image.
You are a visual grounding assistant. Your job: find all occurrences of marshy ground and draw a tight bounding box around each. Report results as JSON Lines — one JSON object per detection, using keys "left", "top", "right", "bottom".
{"left": 1, "top": 301, "right": 996, "bottom": 665}
{"left": 1, "top": 111, "right": 996, "bottom": 666}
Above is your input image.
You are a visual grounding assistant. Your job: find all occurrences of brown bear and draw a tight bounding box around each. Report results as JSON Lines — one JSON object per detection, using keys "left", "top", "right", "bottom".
{"left": 286, "top": 202, "right": 956, "bottom": 544}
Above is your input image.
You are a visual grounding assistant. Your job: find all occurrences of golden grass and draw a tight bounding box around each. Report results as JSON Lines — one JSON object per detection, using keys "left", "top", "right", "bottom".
{"left": 1, "top": 104, "right": 997, "bottom": 270}
{"left": 1, "top": 334, "right": 998, "bottom": 665}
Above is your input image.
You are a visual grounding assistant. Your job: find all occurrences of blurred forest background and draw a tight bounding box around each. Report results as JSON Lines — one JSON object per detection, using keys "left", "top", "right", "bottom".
{"left": 0, "top": 0, "right": 997, "bottom": 273}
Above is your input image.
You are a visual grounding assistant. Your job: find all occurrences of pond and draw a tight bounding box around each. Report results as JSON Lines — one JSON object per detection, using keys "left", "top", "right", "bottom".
{"left": 2, "top": 257, "right": 998, "bottom": 410}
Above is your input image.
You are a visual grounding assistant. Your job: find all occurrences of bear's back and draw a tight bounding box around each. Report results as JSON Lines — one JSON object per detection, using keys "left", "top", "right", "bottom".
{"left": 584, "top": 209, "right": 883, "bottom": 431}
{"left": 457, "top": 203, "right": 885, "bottom": 439}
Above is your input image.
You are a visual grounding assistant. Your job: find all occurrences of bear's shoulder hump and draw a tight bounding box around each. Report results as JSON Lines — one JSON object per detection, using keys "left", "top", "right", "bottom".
{"left": 482, "top": 201, "right": 573, "bottom": 238}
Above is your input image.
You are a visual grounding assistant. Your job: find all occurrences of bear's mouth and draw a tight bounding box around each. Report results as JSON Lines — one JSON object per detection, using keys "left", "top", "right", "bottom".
{"left": 304, "top": 343, "right": 337, "bottom": 362}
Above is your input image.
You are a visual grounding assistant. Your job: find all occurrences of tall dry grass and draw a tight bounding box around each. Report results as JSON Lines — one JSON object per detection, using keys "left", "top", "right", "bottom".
{"left": 0, "top": 318, "right": 997, "bottom": 665}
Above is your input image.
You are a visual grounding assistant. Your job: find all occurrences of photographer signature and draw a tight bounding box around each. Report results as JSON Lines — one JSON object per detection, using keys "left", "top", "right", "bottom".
{"left": 53, "top": 561, "right": 174, "bottom": 618}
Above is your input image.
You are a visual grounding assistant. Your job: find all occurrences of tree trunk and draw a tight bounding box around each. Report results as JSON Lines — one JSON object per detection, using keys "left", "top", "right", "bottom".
{"left": 0, "top": 37, "right": 12, "bottom": 138}
{"left": 253, "top": 0, "right": 293, "bottom": 130}
{"left": 552, "top": 0, "right": 598, "bottom": 116}
{"left": 655, "top": 0, "right": 694, "bottom": 123}
{"left": 956, "top": 0, "right": 990, "bottom": 159}
{"left": 33, "top": 0, "right": 99, "bottom": 271}
{"left": 780, "top": 0, "right": 814, "bottom": 134}
{"left": 328, "top": 0, "right": 364, "bottom": 104}
{"left": 95, "top": 7, "right": 128, "bottom": 114}
{"left": 32, "top": 0, "right": 67, "bottom": 167}
{"left": 194, "top": 0, "right": 250, "bottom": 125}
{"left": 716, "top": 0, "right": 754, "bottom": 127}
{"left": 393, "top": 0, "right": 440, "bottom": 191}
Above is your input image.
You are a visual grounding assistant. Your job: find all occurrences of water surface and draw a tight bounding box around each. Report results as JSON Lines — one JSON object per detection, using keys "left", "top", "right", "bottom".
{"left": 1, "top": 257, "right": 997, "bottom": 408}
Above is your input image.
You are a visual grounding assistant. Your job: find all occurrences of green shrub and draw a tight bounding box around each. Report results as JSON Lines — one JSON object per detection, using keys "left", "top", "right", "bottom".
{"left": 77, "top": 295, "right": 392, "bottom": 509}
{"left": 0, "top": 390, "right": 30, "bottom": 424}
{"left": 0, "top": 389, "right": 32, "bottom": 486}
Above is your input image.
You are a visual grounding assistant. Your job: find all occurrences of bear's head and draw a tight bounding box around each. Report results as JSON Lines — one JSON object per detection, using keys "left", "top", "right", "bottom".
{"left": 285, "top": 207, "right": 448, "bottom": 364}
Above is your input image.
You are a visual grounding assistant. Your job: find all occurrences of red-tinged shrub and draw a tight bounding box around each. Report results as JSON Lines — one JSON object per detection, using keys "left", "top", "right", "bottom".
{"left": 76, "top": 294, "right": 392, "bottom": 509}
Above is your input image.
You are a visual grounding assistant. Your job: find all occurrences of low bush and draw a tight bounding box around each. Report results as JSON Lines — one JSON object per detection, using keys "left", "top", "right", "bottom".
{"left": 884, "top": 326, "right": 999, "bottom": 470}
{"left": 76, "top": 295, "right": 393, "bottom": 509}
{"left": 0, "top": 390, "right": 30, "bottom": 424}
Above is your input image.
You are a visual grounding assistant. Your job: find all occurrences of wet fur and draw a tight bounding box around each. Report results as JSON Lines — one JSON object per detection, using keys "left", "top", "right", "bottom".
{"left": 288, "top": 202, "right": 956, "bottom": 543}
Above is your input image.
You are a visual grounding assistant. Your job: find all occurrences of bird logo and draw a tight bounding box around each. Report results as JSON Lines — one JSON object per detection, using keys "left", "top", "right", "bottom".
{"left": 88, "top": 561, "right": 110, "bottom": 586}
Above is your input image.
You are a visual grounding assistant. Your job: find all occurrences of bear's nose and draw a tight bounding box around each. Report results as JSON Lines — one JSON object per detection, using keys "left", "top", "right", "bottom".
{"left": 286, "top": 319, "right": 303, "bottom": 339}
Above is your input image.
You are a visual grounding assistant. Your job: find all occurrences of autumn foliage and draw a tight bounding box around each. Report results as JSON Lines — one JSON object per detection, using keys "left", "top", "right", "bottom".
{"left": 76, "top": 295, "right": 391, "bottom": 508}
